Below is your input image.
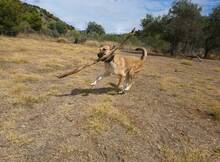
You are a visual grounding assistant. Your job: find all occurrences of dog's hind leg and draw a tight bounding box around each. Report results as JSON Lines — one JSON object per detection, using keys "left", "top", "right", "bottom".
{"left": 125, "top": 78, "right": 133, "bottom": 91}
{"left": 91, "top": 72, "right": 110, "bottom": 87}
{"left": 119, "top": 69, "right": 134, "bottom": 93}
{"left": 125, "top": 70, "right": 134, "bottom": 91}
{"left": 118, "top": 74, "right": 129, "bottom": 94}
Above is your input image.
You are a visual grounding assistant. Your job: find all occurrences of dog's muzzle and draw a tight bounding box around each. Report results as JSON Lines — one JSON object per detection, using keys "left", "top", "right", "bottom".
{"left": 97, "top": 52, "right": 105, "bottom": 58}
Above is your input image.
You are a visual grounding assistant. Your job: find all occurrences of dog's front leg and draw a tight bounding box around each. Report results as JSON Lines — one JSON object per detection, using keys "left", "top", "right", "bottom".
{"left": 118, "top": 76, "right": 127, "bottom": 94}
{"left": 91, "top": 72, "right": 110, "bottom": 87}
{"left": 117, "top": 75, "right": 124, "bottom": 89}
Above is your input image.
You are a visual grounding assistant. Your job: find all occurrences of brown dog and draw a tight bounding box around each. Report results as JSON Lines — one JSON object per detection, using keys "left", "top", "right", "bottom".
{"left": 91, "top": 45, "right": 147, "bottom": 94}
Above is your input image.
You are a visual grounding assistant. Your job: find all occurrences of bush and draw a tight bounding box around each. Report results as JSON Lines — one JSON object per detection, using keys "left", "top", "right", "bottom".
{"left": 18, "top": 21, "right": 32, "bottom": 33}
{"left": 0, "top": 0, "right": 43, "bottom": 35}
{"left": 0, "top": 0, "right": 23, "bottom": 36}
{"left": 22, "top": 11, "right": 42, "bottom": 31}
{"left": 126, "top": 36, "right": 143, "bottom": 47}
{"left": 102, "top": 34, "right": 121, "bottom": 42}
{"left": 142, "top": 35, "right": 170, "bottom": 52}
{"left": 55, "top": 21, "right": 67, "bottom": 34}
{"left": 48, "top": 20, "right": 67, "bottom": 35}
{"left": 65, "top": 30, "right": 80, "bottom": 42}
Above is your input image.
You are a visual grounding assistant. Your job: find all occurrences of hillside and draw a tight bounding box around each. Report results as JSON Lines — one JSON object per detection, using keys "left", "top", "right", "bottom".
{"left": 0, "top": 36, "right": 219, "bottom": 161}
{"left": 0, "top": 0, "right": 75, "bottom": 37}
{"left": 22, "top": 2, "right": 75, "bottom": 31}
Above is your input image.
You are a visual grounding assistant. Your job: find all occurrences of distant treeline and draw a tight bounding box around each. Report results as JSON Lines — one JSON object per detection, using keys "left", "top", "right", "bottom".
{"left": 138, "top": 0, "right": 220, "bottom": 58}
{"left": 0, "top": 0, "right": 220, "bottom": 58}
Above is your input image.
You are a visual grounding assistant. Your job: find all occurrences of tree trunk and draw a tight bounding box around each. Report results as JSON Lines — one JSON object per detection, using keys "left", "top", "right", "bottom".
{"left": 170, "top": 42, "right": 177, "bottom": 56}
{"left": 204, "top": 39, "right": 210, "bottom": 59}
{"left": 204, "top": 48, "right": 209, "bottom": 59}
{"left": 182, "top": 41, "right": 188, "bottom": 54}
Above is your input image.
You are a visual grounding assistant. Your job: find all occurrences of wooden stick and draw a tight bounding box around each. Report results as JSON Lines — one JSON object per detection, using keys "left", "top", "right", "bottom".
{"left": 57, "top": 60, "right": 98, "bottom": 78}
{"left": 57, "top": 28, "right": 136, "bottom": 79}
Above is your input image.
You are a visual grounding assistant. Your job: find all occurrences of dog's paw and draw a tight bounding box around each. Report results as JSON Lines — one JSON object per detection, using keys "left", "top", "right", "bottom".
{"left": 118, "top": 85, "right": 123, "bottom": 89}
{"left": 118, "top": 90, "right": 125, "bottom": 95}
{"left": 90, "top": 83, "right": 96, "bottom": 88}
{"left": 90, "top": 82, "right": 96, "bottom": 87}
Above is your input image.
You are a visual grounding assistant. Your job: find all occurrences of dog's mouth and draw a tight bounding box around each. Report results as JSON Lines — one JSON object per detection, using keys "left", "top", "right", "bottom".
{"left": 97, "top": 52, "right": 106, "bottom": 58}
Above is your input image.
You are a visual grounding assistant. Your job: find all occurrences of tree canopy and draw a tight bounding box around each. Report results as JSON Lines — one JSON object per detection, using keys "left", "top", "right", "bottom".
{"left": 0, "top": 0, "right": 23, "bottom": 35}
{"left": 86, "top": 22, "right": 105, "bottom": 35}
{"left": 140, "top": 0, "right": 220, "bottom": 57}
{"left": 203, "top": 6, "right": 220, "bottom": 58}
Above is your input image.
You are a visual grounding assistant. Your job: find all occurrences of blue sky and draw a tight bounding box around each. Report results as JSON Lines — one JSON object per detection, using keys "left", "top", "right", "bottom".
{"left": 21, "top": 0, "right": 220, "bottom": 33}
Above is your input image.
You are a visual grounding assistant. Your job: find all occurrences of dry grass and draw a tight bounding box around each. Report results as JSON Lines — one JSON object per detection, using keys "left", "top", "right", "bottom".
{"left": 206, "top": 77, "right": 215, "bottom": 81}
{"left": 56, "top": 143, "right": 90, "bottom": 161}
{"left": 86, "top": 103, "right": 136, "bottom": 134}
{"left": 83, "top": 40, "right": 101, "bottom": 47}
{"left": 0, "top": 56, "right": 28, "bottom": 64}
{"left": 45, "top": 63, "right": 65, "bottom": 70}
{"left": 180, "top": 59, "right": 193, "bottom": 66}
{"left": 56, "top": 38, "right": 69, "bottom": 43}
{"left": 190, "top": 82, "right": 220, "bottom": 120}
{"left": 3, "top": 130, "right": 33, "bottom": 147}
{"left": 12, "top": 94, "right": 46, "bottom": 106}
{"left": 9, "top": 83, "right": 30, "bottom": 95}
{"left": 1, "top": 114, "right": 33, "bottom": 147}
{"left": 213, "top": 67, "right": 220, "bottom": 72}
{"left": 207, "top": 100, "right": 220, "bottom": 120}
{"left": 46, "top": 85, "right": 60, "bottom": 96}
{"left": 12, "top": 73, "right": 43, "bottom": 82}
{"left": 162, "top": 146, "right": 217, "bottom": 162}
{"left": 158, "top": 72, "right": 220, "bottom": 120}
{"left": 159, "top": 76, "right": 184, "bottom": 93}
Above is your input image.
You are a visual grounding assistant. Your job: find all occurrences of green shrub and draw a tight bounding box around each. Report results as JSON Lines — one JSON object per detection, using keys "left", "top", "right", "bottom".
{"left": 22, "top": 11, "right": 42, "bottom": 31}
{"left": 65, "top": 30, "right": 80, "bottom": 42}
{"left": 0, "top": 0, "right": 23, "bottom": 36}
{"left": 18, "top": 21, "right": 32, "bottom": 33}
{"left": 55, "top": 21, "right": 67, "bottom": 34}
{"left": 48, "top": 20, "right": 67, "bottom": 35}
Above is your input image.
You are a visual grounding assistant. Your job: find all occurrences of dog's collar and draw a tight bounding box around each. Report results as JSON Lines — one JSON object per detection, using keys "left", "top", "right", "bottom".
{"left": 104, "top": 55, "right": 114, "bottom": 63}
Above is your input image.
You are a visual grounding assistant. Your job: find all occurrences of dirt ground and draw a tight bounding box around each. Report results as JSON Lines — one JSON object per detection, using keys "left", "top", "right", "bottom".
{"left": 0, "top": 36, "right": 220, "bottom": 162}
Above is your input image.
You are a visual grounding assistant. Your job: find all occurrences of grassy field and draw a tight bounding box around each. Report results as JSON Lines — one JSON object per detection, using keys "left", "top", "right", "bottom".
{"left": 0, "top": 36, "right": 220, "bottom": 162}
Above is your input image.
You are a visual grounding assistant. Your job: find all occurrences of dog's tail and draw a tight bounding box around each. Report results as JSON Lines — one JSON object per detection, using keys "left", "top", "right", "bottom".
{"left": 135, "top": 47, "right": 147, "bottom": 61}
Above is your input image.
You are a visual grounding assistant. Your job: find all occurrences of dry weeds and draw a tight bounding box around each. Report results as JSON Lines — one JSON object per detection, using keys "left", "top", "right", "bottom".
{"left": 162, "top": 146, "right": 218, "bottom": 162}
{"left": 180, "top": 59, "right": 193, "bottom": 66}
{"left": 85, "top": 102, "right": 136, "bottom": 134}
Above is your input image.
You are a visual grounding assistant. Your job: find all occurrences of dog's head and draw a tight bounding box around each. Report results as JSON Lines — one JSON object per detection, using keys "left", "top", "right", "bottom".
{"left": 97, "top": 45, "right": 115, "bottom": 59}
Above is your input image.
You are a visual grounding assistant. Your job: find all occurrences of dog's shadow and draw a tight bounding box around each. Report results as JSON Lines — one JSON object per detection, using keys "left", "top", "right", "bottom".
{"left": 56, "top": 83, "right": 119, "bottom": 97}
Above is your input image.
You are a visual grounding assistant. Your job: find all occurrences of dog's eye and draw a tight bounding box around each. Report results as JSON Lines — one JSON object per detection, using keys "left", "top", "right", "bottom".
{"left": 103, "top": 48, "right": 106, "bottom": 51}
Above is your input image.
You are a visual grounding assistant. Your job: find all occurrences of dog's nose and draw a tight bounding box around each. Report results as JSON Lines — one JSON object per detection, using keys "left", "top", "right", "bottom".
{"left": 98, "top": 52, "right": 105, "bottom": 58}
